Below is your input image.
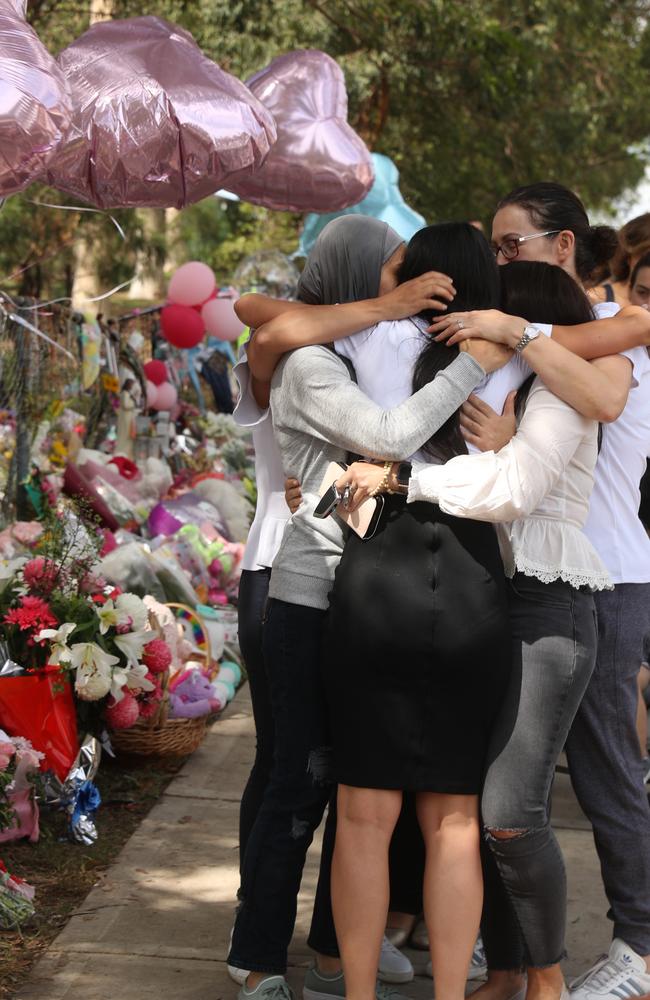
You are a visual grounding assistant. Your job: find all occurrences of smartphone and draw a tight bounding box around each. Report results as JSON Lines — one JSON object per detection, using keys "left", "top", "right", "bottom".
{"left": 313, "top": 482, "right": 342, "bottom": 519}
{"left": 315, "top": 461, "right": 384, "bottom": 539}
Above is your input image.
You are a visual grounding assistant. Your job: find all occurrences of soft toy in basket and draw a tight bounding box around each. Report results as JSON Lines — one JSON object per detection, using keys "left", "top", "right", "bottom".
{"left": 109, "top": 603, "right": 218, "bottom": 757}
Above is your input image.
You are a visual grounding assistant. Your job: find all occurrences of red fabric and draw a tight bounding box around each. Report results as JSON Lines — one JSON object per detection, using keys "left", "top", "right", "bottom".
{"left": 0, "top": 667, "right": 78, "bottom": 781}
{"left": 108, "top": 456, "right": 139, "bottom": 481}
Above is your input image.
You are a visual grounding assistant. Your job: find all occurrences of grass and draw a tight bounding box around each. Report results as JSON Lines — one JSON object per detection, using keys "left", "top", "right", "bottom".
{"left": 0, "top": 751, "right": 190, "bottom": 997}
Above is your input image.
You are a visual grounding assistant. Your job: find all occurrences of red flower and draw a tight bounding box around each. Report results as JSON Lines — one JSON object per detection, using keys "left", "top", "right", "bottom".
{"left": 22, "top": 557, "right": 59, "bottom": 595}
{"left": 4, "top": 596, "right": 58, "bottom": 636}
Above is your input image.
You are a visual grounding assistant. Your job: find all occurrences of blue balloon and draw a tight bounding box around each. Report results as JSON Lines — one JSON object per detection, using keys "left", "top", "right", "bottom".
{"left": 298, "top": 153, "right": 426, "bottom": 257}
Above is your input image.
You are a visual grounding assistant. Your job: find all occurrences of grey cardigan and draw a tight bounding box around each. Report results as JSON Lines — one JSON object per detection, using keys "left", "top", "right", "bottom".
{"left": 269, "top": 345, "right": 485, "bottom": 610}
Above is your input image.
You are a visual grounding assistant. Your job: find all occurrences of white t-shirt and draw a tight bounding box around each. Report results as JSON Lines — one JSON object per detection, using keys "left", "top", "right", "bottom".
{"left": 232, "top": 348, "right": 289, "bottom": 572}
{"left": 336, "top": 315, "right": 531, "bottom": 461}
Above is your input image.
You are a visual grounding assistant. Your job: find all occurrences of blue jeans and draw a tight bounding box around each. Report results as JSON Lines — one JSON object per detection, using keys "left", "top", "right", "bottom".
{"left": 229, "top": 598, "right": 338, "bottom": 974}
{"left": 566, "top": 583, "right": 650, "bottom": 954}
{"left": 481, "top": 574, "right": 597, "bottom": 969}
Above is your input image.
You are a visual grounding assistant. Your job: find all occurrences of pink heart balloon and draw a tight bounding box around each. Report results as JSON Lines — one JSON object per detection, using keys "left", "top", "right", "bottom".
{"left": 43, "top": 16, "right": 277, "bottom": 209}
{"left": 0, "top": 2, "right": 72, "bottom": 196}
{"left": 229, "top": 50, "right": 374, "bottom": 213}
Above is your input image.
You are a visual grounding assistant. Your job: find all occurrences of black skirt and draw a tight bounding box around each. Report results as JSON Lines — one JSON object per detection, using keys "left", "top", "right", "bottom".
{"left": 323, "top": 495, "right": 512, "bottom": 794}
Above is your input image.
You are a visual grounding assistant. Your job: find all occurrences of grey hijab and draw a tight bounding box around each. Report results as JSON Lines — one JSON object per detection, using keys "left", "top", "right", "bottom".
{"left": 297, "top": 216, "right": 403, "bottom": 306}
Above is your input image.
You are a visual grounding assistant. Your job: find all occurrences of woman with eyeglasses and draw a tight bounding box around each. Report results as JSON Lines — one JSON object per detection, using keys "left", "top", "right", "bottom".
{"left": 247, "top": 215, "right": 650, "bottom": 1000}
{"left": 429, "top": 182, "right": 650, "bottom": 1000}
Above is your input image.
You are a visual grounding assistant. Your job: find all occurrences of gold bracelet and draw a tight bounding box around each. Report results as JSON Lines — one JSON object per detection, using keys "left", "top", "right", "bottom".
{"left": 370, "top": 460, "right": 392, "bottom": 498}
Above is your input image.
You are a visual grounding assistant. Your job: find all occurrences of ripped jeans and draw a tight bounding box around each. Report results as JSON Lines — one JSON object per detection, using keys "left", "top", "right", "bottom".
{"left": 229, "top": 598, "right": 338, "bottom": 974}
{"left": 480, "top": 574, "right": 597, "bottom": 969}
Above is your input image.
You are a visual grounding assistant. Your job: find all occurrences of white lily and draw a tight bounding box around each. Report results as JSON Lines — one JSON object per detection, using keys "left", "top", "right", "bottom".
{"left": 113, "top": 628, "right": 150, "bottom": 666}
{"left": 98, "top": 593, "right": 148, "bottom": 635}
{"left": 0, "top": 558, "right": 26, "bottom": 592}
{"left": 97, "top": 599, "right": 120, "bottom": 635}
{"left": 34, "top": 622, "right": 76, "bottom": 665}
{"left": 111, "top": 661, "right": 155, "bottom": 702}
{"left": 116, "top": 593, "right": 148, "bottom": 631}
{"left": 70, "top": 642, "right": 120, "bottom": 702}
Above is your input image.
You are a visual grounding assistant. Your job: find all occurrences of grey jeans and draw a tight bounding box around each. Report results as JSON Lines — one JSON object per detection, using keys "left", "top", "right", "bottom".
{"left": 566, "top": 583, "right": 650, "bottom": 955}
{"left": 481, "top": 573, "right": 597, "bottom": 969}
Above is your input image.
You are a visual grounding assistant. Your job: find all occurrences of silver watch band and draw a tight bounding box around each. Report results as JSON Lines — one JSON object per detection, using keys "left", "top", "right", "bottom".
{"left": 514, "top": 325, "right": 540, "bottom": 353}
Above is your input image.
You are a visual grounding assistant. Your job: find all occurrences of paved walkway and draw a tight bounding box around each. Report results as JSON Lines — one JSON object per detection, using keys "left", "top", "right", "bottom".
{"left": 15, "top": 687, "right": 612, "bottom": 1000}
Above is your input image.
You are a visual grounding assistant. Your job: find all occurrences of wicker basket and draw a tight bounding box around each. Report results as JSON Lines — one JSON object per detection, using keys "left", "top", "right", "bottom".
{"left": 109, "top": 604, "right": 211, "bottom": 758}
{"left": 109, "top": 712, "right": 208, "bottom": 757}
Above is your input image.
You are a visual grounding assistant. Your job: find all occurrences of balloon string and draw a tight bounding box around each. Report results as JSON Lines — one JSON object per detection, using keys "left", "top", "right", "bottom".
{"left": 13, "top": 276, "right": 137, "bottom": 312}
{"left": 26, "top": 200, "right": 128, "bottom": 241}
{"left": 0, "top": 298, "right": 77, "bottom": 363}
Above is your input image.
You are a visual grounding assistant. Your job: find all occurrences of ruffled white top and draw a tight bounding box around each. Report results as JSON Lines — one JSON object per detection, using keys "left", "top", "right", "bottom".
{"left": 408, "top": 377, "right": 612, "bottom": 591}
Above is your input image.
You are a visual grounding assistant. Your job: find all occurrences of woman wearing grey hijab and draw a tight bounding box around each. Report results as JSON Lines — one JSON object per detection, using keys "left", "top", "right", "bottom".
{"left": 229, "top": 216, "right": 510, "bottom": 1000}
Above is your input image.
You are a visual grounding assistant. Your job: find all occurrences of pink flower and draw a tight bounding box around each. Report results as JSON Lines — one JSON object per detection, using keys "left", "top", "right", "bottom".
{"left": 23, "top": 557, "right": 59, "bottom": 595}
{"left": 106, "top": 692, "right": 140, "bottom": 730}
{"left": 0, "top": 739, "right": 15, "bottom": 771}
{"left": 11, "top": 523, "right": 43, "bottom": 546}
{"left": 142, "top": 639, "right": 172, "bottom": 674}
{"left": 80, "top": 572, "right": 107, "bottom": 595}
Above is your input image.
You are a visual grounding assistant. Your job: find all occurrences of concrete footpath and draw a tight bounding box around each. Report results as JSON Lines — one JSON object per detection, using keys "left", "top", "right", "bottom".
{"left": 15, "top": 686, "right": 612, "bottom": 999}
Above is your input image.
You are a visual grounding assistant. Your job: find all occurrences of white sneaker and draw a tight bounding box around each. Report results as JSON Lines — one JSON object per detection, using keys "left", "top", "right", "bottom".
{"left": 570, "top": 938, "right": 650, "bottom": 1000}
{"left": 228, "top": 925, "right": 251, "bottom": 986}
{"left": 468, "top": 934, "right": 488, "bottom": 980}
{"left": 424, "top": 934, "right": 488, "bottom": 981}
{"left": 378, "top": 935, "right": 414, "bottom": 984}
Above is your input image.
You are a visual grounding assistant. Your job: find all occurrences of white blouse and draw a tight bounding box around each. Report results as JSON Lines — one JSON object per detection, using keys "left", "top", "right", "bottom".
{"left": 408, "top": 378, "right": 612, "bottom": 591}
{"left": 233, "top": 347, "right": 289, "bottom": 572}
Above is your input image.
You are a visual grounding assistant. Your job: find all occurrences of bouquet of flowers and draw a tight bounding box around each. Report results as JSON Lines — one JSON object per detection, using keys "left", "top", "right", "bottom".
{"left": 0, "top": 502, "right": 173, "bottom": 775}
{"left": 0, "top": 860, "right": 35, "bottom": 929}
{"left": 0, "top": 731, "right": 43, "bottom": 842}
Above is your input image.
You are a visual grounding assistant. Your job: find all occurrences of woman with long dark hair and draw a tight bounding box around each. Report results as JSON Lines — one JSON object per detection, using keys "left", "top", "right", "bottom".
{"left": 228, "top": 216, "right": 510, "bottom": 1000}
{"left": 336, "top": 261, "right": 611, "bottom": 1000}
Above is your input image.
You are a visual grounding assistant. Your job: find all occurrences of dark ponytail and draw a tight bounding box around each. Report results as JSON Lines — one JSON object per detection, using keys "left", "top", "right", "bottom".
{"left": 497, "top": 182, "right": 618, "bottom": 285}
{"left": 499, "top": 261, "right": 595, "bottom": 417}
{"left": 407, "top": 223, "right": 500, "bottom": 462}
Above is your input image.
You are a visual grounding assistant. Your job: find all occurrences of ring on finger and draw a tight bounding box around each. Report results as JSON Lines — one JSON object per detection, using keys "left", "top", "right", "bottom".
{"left": 457, "top": 318, "right": 464, "bottom": 330}
{"left": 342, "top": 485, "right": 352, "bottom": 510}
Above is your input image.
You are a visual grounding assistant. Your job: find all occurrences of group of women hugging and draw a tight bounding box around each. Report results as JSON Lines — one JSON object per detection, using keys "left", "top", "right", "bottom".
{"left": 226, "top": 182, "right": 650, "bottom": 1000}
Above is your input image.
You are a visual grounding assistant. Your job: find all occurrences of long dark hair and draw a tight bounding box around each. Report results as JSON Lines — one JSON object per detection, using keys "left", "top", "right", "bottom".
{"left": 409, "top": 223, "right": 500, "bottom": 461}
{"left": 497, "top": 182, "right": 618, "bottom": 286}
{"left": 499, "top": 261, "right": 595, "bottom": 416}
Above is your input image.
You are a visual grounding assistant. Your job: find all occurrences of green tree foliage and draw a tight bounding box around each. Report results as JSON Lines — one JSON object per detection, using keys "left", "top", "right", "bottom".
{"left": 5, "top": 0, "right": 649, "bottom": 298}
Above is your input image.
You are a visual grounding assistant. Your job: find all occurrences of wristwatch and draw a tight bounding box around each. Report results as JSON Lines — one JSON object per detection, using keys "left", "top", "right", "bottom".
{"left": 388, "top": 461, "right": 412, "bottom": 495}
{"left": 514, "top": 324, "right": 542, "bottom": 353}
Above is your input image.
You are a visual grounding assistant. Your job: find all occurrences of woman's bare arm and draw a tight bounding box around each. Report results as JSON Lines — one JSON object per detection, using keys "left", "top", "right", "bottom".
{"left": 247, "top": 272, "right": 456, "bottom": 382}
{"left": 234, "top": 293, "right": 305, "bottom": 330}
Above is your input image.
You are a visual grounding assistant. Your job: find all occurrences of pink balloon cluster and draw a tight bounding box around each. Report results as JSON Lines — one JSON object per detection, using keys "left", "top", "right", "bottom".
{"left": 161, "top": 263, "right": 244, "bottom": 350}
{"left": 143, "top": 360, "right": 177, "bottom": 413}
{"left": 0, "top": 1, "right": 72, "bottom": 196}
{"left": 43, "top": 16, "right": 276, "bottom": 209}
{"left": 228, "top": 50, "right": 374, "bottom": 213}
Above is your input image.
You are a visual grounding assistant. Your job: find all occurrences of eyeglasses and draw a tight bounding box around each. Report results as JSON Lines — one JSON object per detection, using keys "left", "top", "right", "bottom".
{"left": 491, "top": 230, "right": 561, "bottom": 261}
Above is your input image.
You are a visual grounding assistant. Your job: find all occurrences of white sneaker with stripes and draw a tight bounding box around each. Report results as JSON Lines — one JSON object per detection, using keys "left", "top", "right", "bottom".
{"left": 570, "top": 939, "right": 650, "bottom": 1000}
